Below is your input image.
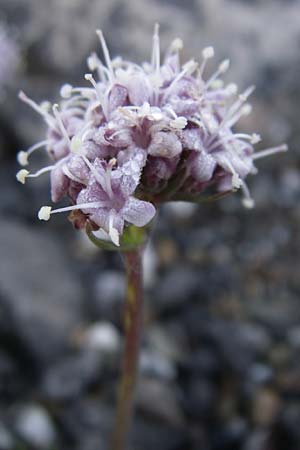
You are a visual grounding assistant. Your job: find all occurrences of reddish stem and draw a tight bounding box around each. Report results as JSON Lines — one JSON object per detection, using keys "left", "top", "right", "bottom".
{"left": 110, "top": 247, "right": 144, "bottom": 450}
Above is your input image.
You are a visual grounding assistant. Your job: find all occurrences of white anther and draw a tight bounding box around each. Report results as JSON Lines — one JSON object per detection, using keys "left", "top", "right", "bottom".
{"left": 170, "top": 116, "right": 187, "bottom": 129}
{"left": 242, "top": 197, "right": 255, "bottom": 209}
{"left": 202, "top": 46, "right": 214, "bottom": 60}
{"left": 182, "top": 59, "right": 198, "bottom": 74}
{"left": 170, "top": 38, "right": 183, "bottom": 51}
{"left": 60, "top": 84, "right": 73, "bottom": 99}
{"left": 232, "top": 173, "right": 242, "bottom": 189}
{"left": 219, "top": 59, "right": 230, "bottom": 73}
{"left": 251, "top": 133, "right": 261, "bottom": 145}
{"left": 241, "top": 104, "right": 252, "bottom": 116}
{"left": 71, "top": 136, "right": 83, "bottom": 154}
{"left": 38, "top": 206, "right": 52, "bottom": 221}
{"left": 17, "top": 151, "right": 28, "bottom": 166}
{"left": 226, "top": 83, "right": 238, "bottom": 95}
{"left": 87, "top": 53, "right": 99, "bottom": 71}
{"left": 210, "top": 79, "right": 224, "bottom": 89}
{"left": 16, "top": 169, "right": 29, "bottom": 184}
{"left": 40, "top": 101, "right": 52, "bottom": 112}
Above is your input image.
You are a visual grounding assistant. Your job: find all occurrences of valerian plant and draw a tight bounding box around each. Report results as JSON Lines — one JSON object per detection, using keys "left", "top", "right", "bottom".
{"left": 16, "top": 25, "right": 287, "bottom": 450}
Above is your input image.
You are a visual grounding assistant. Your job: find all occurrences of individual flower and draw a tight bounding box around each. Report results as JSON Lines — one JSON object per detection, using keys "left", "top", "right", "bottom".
{"left": 16, "top": 25, "right": 287, "bottom": 245}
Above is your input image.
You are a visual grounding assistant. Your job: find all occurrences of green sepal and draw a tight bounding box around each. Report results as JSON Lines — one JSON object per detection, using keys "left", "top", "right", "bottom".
{"left": 85, "top": 223, "right": 149, "bottom": 252}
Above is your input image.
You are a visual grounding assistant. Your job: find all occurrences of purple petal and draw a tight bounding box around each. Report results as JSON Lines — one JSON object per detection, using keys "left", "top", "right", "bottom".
{"left": 50, "top": 164, "right": 69, "bottom": 202}
{"left": 189, "top": 151, "right": 216, "bottom": 182}
{"left": 127, "top": 74, "right": 150, "bottom": 106}
{"left": 148, "top": 132, "right": 182, "bottom": 158}
{"left": 108, "top": 84, "right": 128, "bottom": 113}
{"left": 122, "top": 197, "right": 156, "bottom": 227}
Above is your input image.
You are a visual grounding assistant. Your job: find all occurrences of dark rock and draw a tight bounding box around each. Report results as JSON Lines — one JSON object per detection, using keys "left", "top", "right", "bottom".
{"left": 130, "top": 419, "right": 188, "bottom": 450}
{"left": 92, "top": 271, "right": 125, "bottom": 322}
{"left": 136, "top": 377, "right": 184, "bottom": 427}
{"left": 182, "top": 379, "right": 217, "bottom": 420}
{"left": 139, "top": 349, "right": 176, "bottom": 381}
{"left": 40, "top": 351, "right": 103, "bottom": 401}
{"left": 0, "top": 422, "right": 14, "bottom": 450}
{"left": 0, "top": 219, "right": 83, "bottom": 367}
{"left": 154, "top": 266, "right": 200, "bottom": 312}
{"left": 14, "top": 404, "right": 56, "bottom": 449}
{"left": 57, "top": 398, "right": 113, "bottom": 449}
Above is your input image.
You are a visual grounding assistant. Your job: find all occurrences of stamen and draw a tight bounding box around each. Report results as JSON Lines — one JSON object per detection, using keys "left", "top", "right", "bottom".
{"left": 240, "top": 180, "right": 255, "bottom": 209}
{"left": 210, "top": 79, "right": 224, "bottom": 90}
{"left": 226, "top": 103, "right": 252, "bottom": 128}
{"left": 60, "top": 84, "right": 73, "bottom": 99}
{"left": 16, "top": 169, "right": 29, "bottom": 184}
{"left": 38, "top": 201, "right": 109, "bottom": 221}
{"left": 232, "top": 133, "right": 261, "bottom": 145}
{"left": 200, "top": 46, "right": 214, "bottom": 76}
{"left": 170, "top": 116, "right": 187, "bottom": 129}
{"left": 151, "top": 23, "right": 160, "bottom": 69}
{"left": 226, "top": 83, "right": 238, "bottom": 96}
{"left": 87, "top": 53, "right": 99, "bottom": 71}
{"left": 17, "top": 151, "right": 29, "bottom": 166}
{"left": 166, "top": 37, "right": 183, "bottom": 57}
{"left": 26, "top": 165, "right": 56, "bottom": 179}
{"left": 17, "top": 140, "right": 49, "bottom": 166}
{"left": 162, "top": 59, "right": 198, "bottom": 100}
{"left": 96, "top": 30, "right": 114, "bottom": 79}
{"left": 52, "top": 104, "right": 71, "bottom": 145}
{"left": 38, "top": 206, "right": 52, "bottom": 221}
{"left": 19, "top": 91, "right": 56, "bottom": 127}
{"left": 84, "top": 73, "right": 107, "bottom": 116}
{"left": 252, "top": 144, "right": 288, "bottom": 160}
{"left": 206, "top": 59, "right": 230, "bottom": 88}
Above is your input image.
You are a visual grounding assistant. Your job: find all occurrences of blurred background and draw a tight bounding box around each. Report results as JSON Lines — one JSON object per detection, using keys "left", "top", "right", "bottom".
{"left": 0, "top": 0, "right": 300, "bottom": 449}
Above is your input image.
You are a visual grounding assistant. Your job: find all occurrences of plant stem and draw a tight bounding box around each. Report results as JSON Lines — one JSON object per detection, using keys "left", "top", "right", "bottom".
{"left": 111, "top": 247, "right": 144, "bottom": 450}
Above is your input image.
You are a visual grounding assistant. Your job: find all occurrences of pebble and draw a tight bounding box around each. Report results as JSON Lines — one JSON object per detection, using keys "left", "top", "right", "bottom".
{"left": 15, "top": 405, "right": 56, "bottom": 449}
{"left": 82, "top": 322, "right": 121, "bottom": 354}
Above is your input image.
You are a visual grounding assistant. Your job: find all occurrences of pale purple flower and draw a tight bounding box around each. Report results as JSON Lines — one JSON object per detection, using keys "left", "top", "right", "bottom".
{"left": 16, "top": 25, "right": 287, "bottom": 245}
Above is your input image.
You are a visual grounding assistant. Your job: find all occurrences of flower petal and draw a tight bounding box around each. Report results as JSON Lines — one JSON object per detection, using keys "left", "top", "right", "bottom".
{"left": 122, "top": 197, "right": 156, "bottom": 227}
{"left": 51, "top": 164, "right": 69, "bottom": 202}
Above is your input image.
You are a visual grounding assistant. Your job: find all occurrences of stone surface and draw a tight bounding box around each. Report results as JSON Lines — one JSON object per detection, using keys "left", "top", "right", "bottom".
{"left": 0, "top": 219, "right": 83, "bottom": 365}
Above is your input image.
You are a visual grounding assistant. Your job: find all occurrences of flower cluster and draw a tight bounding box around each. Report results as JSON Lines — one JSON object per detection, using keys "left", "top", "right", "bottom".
{"left": 16, "top": 25, "right": 287, "bottom": 246}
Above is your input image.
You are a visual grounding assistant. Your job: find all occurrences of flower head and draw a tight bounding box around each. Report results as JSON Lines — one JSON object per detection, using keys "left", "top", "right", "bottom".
{"left": 17, "top": 25, "right": 287, "bottom": 245}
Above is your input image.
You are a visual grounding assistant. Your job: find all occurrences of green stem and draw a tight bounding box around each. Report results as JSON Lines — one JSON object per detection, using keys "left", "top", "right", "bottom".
{"left": 111, "top": 247, "right": 144, "bottom": 450}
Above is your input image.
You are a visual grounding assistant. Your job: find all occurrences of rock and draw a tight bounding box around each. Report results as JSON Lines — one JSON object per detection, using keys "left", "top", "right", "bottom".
{"left": 40, "top": 351, "right": 103, "bottom": 401}
{"left": 0, "top": 219, "right": 83, "bottom": 366}
{"left": 212, "top": 417, "right": 248, "bottom": 450}
{"left": 93, "top": 271, "right": 125, "bottom": 322}
{"left": 248, "top": 363, "right": 274, "bottom": 385}
{"left": 82, "top": 322, "right": 121, "bottom": 355}
{"left": 0, "top": 422, "right": 14, "bottom": 450}
{"left": 179, "top": 348, "right": 220, "bottom": 378}
{"left": 181, "top": 379, "right": 217, "bottom": 420}
{"left": 136, "top": 377, "right": 184, "bottom": 427}
{"left": 15, "top": 404, "right": 56, "bottom": 449}
{"left": 154, "top": 266, "right": 199, "bottom": 312}
{"left": 145, "top": 324, "right": 187, "bottom": 362}
{"left": 251, "top": 388, "right": 281, "bottom": 426}
{"left": 131, "top": 419, "right": 188, "bottom": 450}
{"left": 143, "top": 244, "right": 158, "bottom": 288}
{"left": 59, "top": 399, "right": 113, "bottom": 450}
{"left": 139, "top": 349, "right": 176, "bottom": 381}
